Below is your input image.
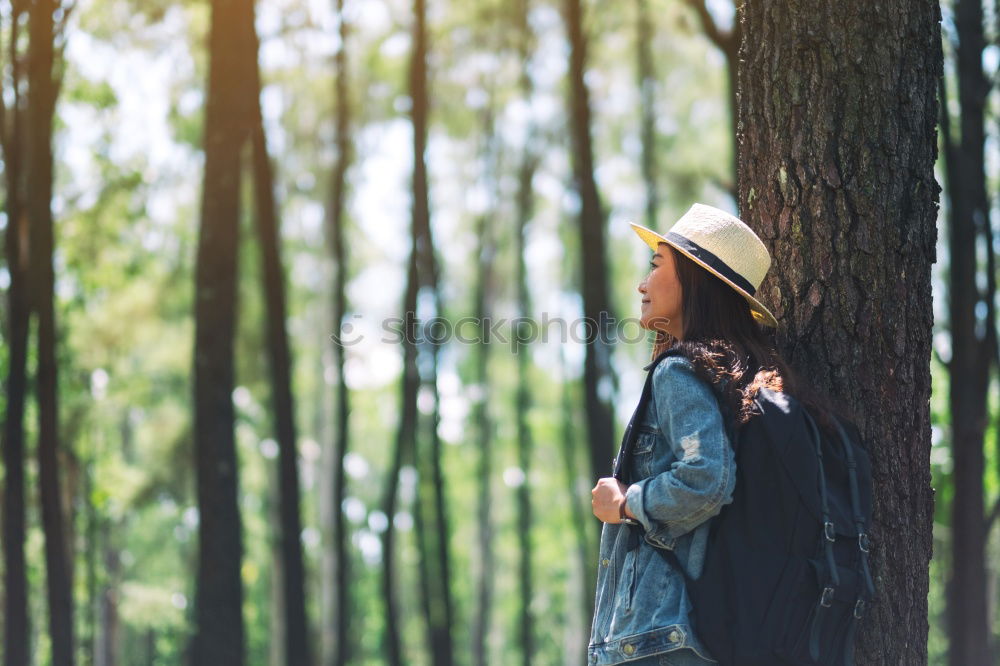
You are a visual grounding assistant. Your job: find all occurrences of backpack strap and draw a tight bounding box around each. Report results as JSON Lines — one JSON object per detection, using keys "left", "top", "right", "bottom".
{"left": 832, "top": 417, "right": 877, "bottom": 666}
{"left": 803, "top": 409, "right": 840, "bottom": 589}
{"left": 833, "top": 417, "right": 876, "bottom": 601}
{"left": 802, "top": 408, "right": 841, "bottom": 663}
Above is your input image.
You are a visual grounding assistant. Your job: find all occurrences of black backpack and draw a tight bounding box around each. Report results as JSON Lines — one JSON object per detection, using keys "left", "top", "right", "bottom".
{"left": 615, "top": 350, "right": 877, "bottom": 665}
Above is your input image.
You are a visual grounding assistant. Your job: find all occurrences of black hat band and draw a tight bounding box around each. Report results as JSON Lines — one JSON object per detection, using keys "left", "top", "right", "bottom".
{"left": 664, "top": 231, "right": 757, "bottom": 297}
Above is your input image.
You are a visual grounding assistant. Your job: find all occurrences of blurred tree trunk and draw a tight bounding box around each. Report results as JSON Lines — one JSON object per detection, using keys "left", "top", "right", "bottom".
{"left": 190, "top": 0, "right": 255, "bottom": 662}
{"left": 1, "top": 3, "right": 30, "bottom": 665}
{"left": 941, "top": 1, "right": 992, "bottom": 664}
{"left": 407, "top": 1, "right": 454, "bottom": 663}
{"left": 28, "top": 0, "right": 74, "bottom": 662}
{"left": 92, "top": 413, "right": 134, "bottom": 666}
{"left": 412, "top": 341, "right": 452, "bottom": 666}
{"left": 635, "top": 0, "right": 658, "bottom": 227}
{"left": 379, "top": 230, "right": 418, "bottom": 666}
{"left": 378, "top": 3, "right": 431, "bottom": 659}
{"left": 470, "top": 105, "right": 498, "bottom": 666}
{"left": 737, "top": 1, "right": 940, "bottom": 663}
{"left": 144, "top": 630, "right": 155, "bottom": 666}
{"left": 988, "top": 0, "right": 1000, "bottom": 555}
{"left": 514, "top": 3, "right": 538, "bottom": 664}
{"left": 558, "top": 348, "right": 593, "bottom": 665}
{"left": 321, "top": 2, "right": 354, "bottom": 666}
{"left": 92, "top": 416, "right": 129, "bottom": 666}
{"left": 515, "top": 226, "right": 536, "bottom": 666}
{"left": 267, "top": 480, "right": 286, "bottom": 666}
{"left": 561, "top": 0, "right": 617, "bottom": 495}
{"left": 248, "top": 28, "right": 311, "bottom": 666}
{"left": 83, "top": 450, "right": 97, "bottom": 664}
{"left": 684, "top": 0, "right": 739, "bottom": 195}
{"left": 95, "top": 528, "right": 120, "bottom": 666}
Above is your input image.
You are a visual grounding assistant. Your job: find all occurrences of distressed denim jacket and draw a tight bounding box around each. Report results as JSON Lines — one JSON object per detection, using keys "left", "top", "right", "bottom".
{"left": 589, "top": 355, "right": 736, "bottom": 665}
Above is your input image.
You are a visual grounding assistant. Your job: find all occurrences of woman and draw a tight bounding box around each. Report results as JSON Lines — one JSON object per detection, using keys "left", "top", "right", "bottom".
{"left": 588, "top": 203, "right": 796, "bottom": 666}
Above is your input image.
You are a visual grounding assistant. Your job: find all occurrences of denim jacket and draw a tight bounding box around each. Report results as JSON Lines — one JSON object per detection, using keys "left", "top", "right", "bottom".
{"left": 589, "top": 355, "right": 736, "bottom": 665}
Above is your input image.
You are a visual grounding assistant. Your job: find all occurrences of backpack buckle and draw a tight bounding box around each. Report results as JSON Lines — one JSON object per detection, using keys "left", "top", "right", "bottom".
{"left": 858, "top": 532, "right": 871, "bottom": 553}
{"left": 823, "top": 521, "right": 836, "bottom": 542}
{"left": 853, "top": 599, "right": 866, "bottom": 619}
{"left": 820, "top": 586, "right": 835, "bottom": 608}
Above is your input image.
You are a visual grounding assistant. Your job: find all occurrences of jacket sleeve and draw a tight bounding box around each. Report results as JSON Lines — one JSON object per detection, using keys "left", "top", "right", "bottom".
{"left": 623, "top": 355, "right": 736, "bottom": 547}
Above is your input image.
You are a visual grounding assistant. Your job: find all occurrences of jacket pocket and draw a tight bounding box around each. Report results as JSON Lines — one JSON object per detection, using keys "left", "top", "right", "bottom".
{"left": 632, "top": 430, "right": 659, "bottom": 480}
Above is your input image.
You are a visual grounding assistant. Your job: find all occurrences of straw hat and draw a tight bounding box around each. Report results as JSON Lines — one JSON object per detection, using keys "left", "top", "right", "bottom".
{"left": 630, "top": 203, "right": 778, "bottom": 328}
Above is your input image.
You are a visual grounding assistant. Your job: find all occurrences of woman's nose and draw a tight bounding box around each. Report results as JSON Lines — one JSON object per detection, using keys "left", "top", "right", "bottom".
{"left": 637, "top": 281, "right": 647, "bottom": 295}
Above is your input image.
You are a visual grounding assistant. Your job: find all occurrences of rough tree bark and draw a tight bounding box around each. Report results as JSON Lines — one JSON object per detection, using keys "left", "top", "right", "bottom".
{"left": 1, "top": 3, "right": 30, "bottom": 664}
{"left": 561, "top": 0, "right": 617, "bottom": 495}
{"left": 190, "top": 0, "right": 256, "bottom": 662}
{"left": 321, "top": 1, "right": 354, "bottom": 665}
{"left": 248, "top": 25, "right": 311, "bottom": 665}
{"left": 737, "top": 2, "right": 940, "bottom": 663}
{"left": 941, "top": 1, "right": 992, "bottom": 664}
{"left": 28, "top": 0, "right": 74, "bottom": 662}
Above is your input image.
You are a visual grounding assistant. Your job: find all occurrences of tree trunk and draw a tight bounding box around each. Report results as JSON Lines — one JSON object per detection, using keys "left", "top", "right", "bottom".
{"left": 190, "top": 0, "right": 255, "bottom": 662}
{"left": 379, "top": 270, "right": 417, "bottom": 666}
{"left": 737, "top": 2, "right": 940, "bottom": 663}
{"left": 561, "top": 0, "right": 617, "bottom": 497}
{"left": 636, "top": 0, "right": 658, "bottom": 228}
{"left": 248, "top": 36, "right": 311, "bottom": 666}
{"left": 413, "top": 351, "right": 453, "bottom": 665}
{"left": 514, "top": 305, "right": 536, "bottom": 666}
{"left": 144, "top": 630, "right": 156, "bottom": 666}
{"left": 684, "top": 0, "right": 739, "bottom": 195}
{"left": 942, "top": 1, "right": 992, "bottom": 664}
{"left": 267, "top": 478, "right": 286, "bottom": 666}
{"left": 322, "top": 2, "right": 353, "bottom": 663}
{"left": 379, "top": 77, "right": 422, "bottom": 666}
{"left": 95, "top": 528, "right": 120, "bottom": 666}
{"left": 470, "top": 109, "right": 498, "bottom": 666}
{"left": 28, "top": 0, "right": 74, "bottom": 661}
{"left": 558, "top": 348, "right": 593, "bottom": 665}
{"left": 514, "top": 22, "right": 538, "bottom": 664}
{"left": 407, "top": 2, "right": 454, "bottom": 662}
{"left": 83, "top": 450, "right": 98, "bottom": 665}
{"left": 1, "top": 4, "right": 30, "bottom": 665}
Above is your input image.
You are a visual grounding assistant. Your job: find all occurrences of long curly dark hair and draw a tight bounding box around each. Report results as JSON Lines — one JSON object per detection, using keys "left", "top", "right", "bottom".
{"left": 650, "top": 245, "right": 839, "bottom": 431}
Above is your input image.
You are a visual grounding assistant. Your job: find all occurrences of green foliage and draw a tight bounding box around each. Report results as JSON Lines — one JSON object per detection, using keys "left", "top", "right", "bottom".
{"left": 64, "top": 74, "right": 117, "bottom": 110}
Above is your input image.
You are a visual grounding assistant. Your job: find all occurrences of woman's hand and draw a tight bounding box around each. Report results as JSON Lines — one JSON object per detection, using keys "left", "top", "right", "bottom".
{"left": 591, "top": 477, "right": 635, "bottom": 524}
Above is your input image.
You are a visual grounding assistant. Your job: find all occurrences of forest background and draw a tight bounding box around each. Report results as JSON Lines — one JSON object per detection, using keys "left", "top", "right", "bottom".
{"left": 0, "top": 0, "right": 996, "bottom": 665}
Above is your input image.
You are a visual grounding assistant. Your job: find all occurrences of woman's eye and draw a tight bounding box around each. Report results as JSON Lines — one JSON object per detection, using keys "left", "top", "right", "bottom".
{"left": 648, "top": 261, "right": 657, "bottom": 270}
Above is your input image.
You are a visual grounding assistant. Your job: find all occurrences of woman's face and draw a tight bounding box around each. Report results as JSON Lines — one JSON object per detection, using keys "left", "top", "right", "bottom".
{"left": 637, "top": 243, "right": 684, "bottom": 338}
